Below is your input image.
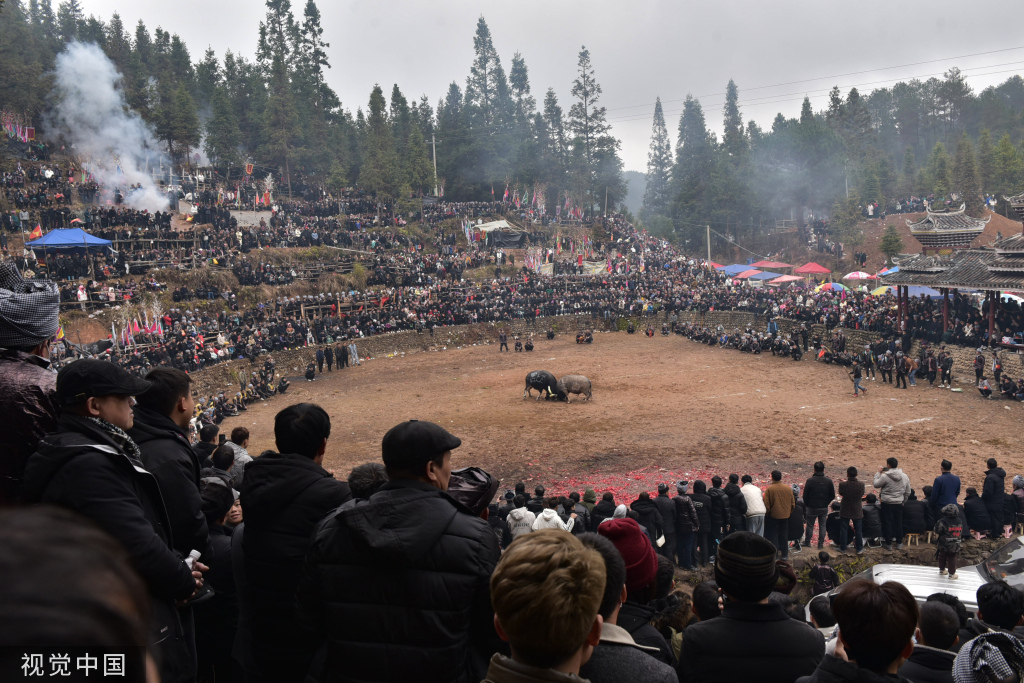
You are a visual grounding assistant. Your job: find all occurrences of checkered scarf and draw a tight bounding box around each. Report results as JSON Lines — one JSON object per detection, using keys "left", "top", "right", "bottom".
{"left": 0, "top": 263, "right": 58, "bottom": 347}
{"left": 954, "top": 632, "right": 1024, "bottom": 683}
{"left": 85, "top": 416, "right": 144, "bottom": 467}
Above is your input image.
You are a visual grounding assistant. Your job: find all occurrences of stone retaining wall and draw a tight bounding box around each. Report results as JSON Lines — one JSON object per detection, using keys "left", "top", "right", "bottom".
{"left": 189, "top": 310, "right": 1023, "bottom": 397}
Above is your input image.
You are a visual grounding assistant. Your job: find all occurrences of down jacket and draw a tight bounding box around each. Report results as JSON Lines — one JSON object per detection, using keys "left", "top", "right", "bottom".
{"left": 239, "top": 450, "right": 352, "bottom": 683}
{"left": 725, "top": 482, "right": 748, "bottom": 531}
{"left": 295, "top": 479, "right": 502, "bottom": 683}
{"left": 23, "top": 413, "right": 196, "bottom": 683}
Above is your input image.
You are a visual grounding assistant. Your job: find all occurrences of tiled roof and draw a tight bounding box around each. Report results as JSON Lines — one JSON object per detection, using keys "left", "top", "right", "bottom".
{"left": 884, "top": 248, "right": 1024, "bottom": 290}
{"left": 994, "top": 233, "right": 1024, "bottom": 254}
{"left": 906, "top": 205, "right": 989, "bottom": 247}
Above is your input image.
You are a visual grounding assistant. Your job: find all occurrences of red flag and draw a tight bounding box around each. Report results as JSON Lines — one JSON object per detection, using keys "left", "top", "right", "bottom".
{"left": 29, "top": 225, "right": 42, "bottom": 240}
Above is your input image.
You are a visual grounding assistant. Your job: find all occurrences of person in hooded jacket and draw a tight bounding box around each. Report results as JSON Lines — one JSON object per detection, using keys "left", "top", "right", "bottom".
{"left": 506, "top": 494, "right": 535, "bottom": 541}
{"left": 963, "top": 488, "right": 993, "bottom": 538}
{"left": 654, "top": 483, "right": 677, "bottom": 563}
{"left": 873, "top": 457, "right": 911, "bottom": 550}
{"left": 22, "top": 360, "right": 203, "bottom": 683}
{"left": 982, "top": 458, "right": 1007, "bottom": 538}
{"left": 591, "top": 491, "right": 618, "bottom": 530}
{"left": 902, "top": 490, "right": 929, "bottom": 536}
{"left": 532, "top": 497, "right": 576, "bottom": 532}
{"left": 239, "top": 403, "right": 352, "bottom": 683}
{"left": 724, "top": 473, "right": 748, "bottom": 534}
{"left": 788, "top": 484, "right": 806, "bottom": 554}
{"left": 129, "top": 367, "right": 210, "bottom": 560}
{"left": 862, "top": 493, "right": 883, "bottom": 547}
{"left": 294, "top": 419, "right": 500, "bottom": 683}
{"left": 690, "top": 481, "right": 713, "bottom": 566}
{"left": 708, "top": 476, "right": 729, "bottom": 554}
{"left": 631, "top": 491, "right": 665, "bottom": 546}
{"left": 582, "top": 488, "right": 598, "bottom": 513}
{"left": 673, "top": 482, "right": 699, "bottom": 570}
{"left": 194, "top": 481, "right": 239, "bottom": 683}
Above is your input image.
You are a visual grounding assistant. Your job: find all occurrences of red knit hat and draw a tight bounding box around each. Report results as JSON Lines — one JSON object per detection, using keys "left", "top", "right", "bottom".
{"left": 597, "top": 518, "right": 658, "bottom": 593}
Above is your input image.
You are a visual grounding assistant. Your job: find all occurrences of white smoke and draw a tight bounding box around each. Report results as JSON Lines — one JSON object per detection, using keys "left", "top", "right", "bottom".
{"left": 48, "top": 42, "right": 170, "bottom": 212}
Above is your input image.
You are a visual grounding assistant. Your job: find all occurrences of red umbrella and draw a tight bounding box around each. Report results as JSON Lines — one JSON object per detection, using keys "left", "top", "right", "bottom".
{"left": 793, "top": 262, "right": 831, "bottom": 275}
{"left": 69, "top": 218, "right": 83, "bottom": 224}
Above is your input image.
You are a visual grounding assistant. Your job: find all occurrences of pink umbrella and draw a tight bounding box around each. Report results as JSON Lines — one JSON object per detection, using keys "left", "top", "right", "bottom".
{"left": 843, "top": 271, "right": 877, "bottom": 280}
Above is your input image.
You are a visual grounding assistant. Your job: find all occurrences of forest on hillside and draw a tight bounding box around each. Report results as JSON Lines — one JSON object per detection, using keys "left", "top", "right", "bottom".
{"left": 2, "top": 0, "right": 1024, "bottom": 251}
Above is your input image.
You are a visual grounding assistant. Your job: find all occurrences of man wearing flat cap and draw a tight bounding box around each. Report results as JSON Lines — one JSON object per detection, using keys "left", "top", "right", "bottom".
{"left": 0, "top": 263, "right": 61, "bottom": 503}
{"left": 296, "top": 419, "right": 501, "bottom": 683}
{"left": 678, "top": 531, "right": 824, "bottom": 683}
{"left": 22, "top": 359, "right": 205, "bottom": 683}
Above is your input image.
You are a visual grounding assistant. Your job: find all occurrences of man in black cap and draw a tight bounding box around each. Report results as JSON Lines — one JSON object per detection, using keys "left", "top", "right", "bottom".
{"left": 678, "top": 531, "right": 824, "bottom": 683}
{"left": 0, "top": 263, "right": 60, "bottom": 503}
{"left": 295, "top": 419, "right": 501, "bottom": 683}
{"left": 22, "top": 359, "right": 205, "bottom": 683}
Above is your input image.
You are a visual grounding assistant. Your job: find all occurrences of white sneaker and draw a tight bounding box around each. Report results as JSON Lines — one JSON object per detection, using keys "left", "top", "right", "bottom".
{"left": 939, "top": 569, "right": 948, "bottom": 575}
{"left": 949, "top": 573, "right": 959, "bottom": 580}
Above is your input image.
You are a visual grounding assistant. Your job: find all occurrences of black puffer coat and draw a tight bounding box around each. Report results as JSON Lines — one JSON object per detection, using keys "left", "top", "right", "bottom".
{"left": 630, "top": 497, "right": 665, "bottom": 539}
{"left": 673, "top": 494, "right": 699, "bottom": 534}
{"left": 724, "top": 482, "right": 747, "bottom": 531}
{"left": 129, "top": 405, "right": 210, "bottom": 558}
{"left": 654, "top": 492, "right": 676, "bottom": 536}
{"left": 23, "top": 413, "right": 196, "bottom": 683}
{"left": 862, "top": 502, "right": 882, "bottom": 539}
{"left": 964, "top": 493, "right": 993, "bottom": 532}
{"left": 690, "top": 491, "right": 712, "bottom": 533}
{"left": 709, "top": 487, "right": 729, "bottom": 533}
{"left": 295, "top": 479, "right": 501, "bottom": 683}
{"left": 591, "top": 498, "right": 617, "bottom": 530}
{"left": 240, "top": 450, "right": 351, "bottom": 683}
{"left": 902, "top": 497, "right": 929, "bottom": 535}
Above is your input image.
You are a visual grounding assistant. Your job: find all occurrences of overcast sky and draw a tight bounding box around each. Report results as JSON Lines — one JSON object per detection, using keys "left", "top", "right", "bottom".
{"left": 81, "top": 0, "right": 1024, "bottom": 172}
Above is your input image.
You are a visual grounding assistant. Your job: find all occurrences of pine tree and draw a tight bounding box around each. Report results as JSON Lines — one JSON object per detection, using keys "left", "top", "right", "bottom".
{"left": 205, "top": 87, "right": 242, "bottom": 167}
{"left": 994, "top": 134, "right": 1023, "bottom": 197}
{"left": 800, "top": 96, "right": 814, "bottom": 125}
{"left": 404, "top": 123, "right": 434, "bottom": 194}
{"left": 360, "top": 84, "right": 399, "bottom": 203}
{"left": 722, "top": 79, "right": 747, "bottom": 158}
{"left": 671, "top": 95, "right": 717, "bottom": 246}
{"left": 56, "top": 0, "right": 82, "bottom": 42}
{"left": 641, "top": 97, "right": 672, "bottom": 221}
{"left": 567, "top": 46, "right": 622, "bottom": 211}
{"left": 880, "top": 225, "right": 904, "bottom": 264}
{"left": 509, "top": 51, "right": 535, "bottom": 124}
{"left": 466, "top": 16, "right": 502, "bottom": 126}
{"left": 953, "top": 133, "right": 984, "bottom": 217}
{"left": 926, "top": 142, "right": 953, "bottom": 197}
{"left": 977, "top": 128, "right": 995, "bottom": 194}
{"left": 261, "top": 52, "right": 298, "bottom": 196}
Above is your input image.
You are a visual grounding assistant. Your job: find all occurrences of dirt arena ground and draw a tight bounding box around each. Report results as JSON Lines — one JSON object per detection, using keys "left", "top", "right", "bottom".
{"left": 222, "top": 332, "right": 1024, "bottom": 498}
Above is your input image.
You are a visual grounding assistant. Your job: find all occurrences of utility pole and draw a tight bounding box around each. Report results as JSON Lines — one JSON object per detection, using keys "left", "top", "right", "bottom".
{"left": 431, "top": 134, "right": 439, "bottom": 197}
{"left": 707, "top": 225, "right": 711, "bottom": 262}
{"left": 845, "top": 159, "right": 849, "bottom": 199}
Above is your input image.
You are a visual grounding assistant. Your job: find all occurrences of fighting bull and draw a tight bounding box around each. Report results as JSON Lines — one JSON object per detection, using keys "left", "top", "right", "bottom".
{"left": 523, "top": 370, "right": 560, "bottom": 400}
{"left": 555, "top": 374, "right": 592, "bottom": 403}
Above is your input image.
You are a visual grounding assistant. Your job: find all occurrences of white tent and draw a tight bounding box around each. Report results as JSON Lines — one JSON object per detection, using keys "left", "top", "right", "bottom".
{"left": 475, "top": 219, "right": 513, "bottom": 232}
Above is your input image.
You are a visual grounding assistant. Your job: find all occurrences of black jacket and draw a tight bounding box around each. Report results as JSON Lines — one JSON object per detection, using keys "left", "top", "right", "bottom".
{"left": 803, "top": 473, "right": 836, "bottom": 509}
{"left": 129, "top": 405, "right": 210, "bottom": 558}
{"left": 654, "top": 492, "right": 677, "bottom": 536}
{"left": 240, "top": 450, "right": 352, "bottom": 683}
{"left": 902, "top": 498, "right": 929, "bottom": 535}
{"left": 983, "top": 468, "right": 1006, "bottom": 508}
{"left": 725, "top": 482, "right": 747, "bottom": 531}
{"left": 862, "top": 503, "right": 882, "bottom": 539}
{"left": 673, "top": 494, "right": 699, "bottom": 534}
{"left": 617, "top": 601, "right": 675, "bottom": 667}
{"left": 295, "top": 479, "right": 501, "bottom": 683}
{"left": 193, "top": 524, "right": 238, "bottom": 676}
{"left": 709, "top": 487, "right": 729, "bottom": 532}
{"left": 525, "top": 494, "right": 546, "bottom": 515}
{"left": 789, "top": 499, "right": 807, "bottom": 541}
{"left": 23, "top": 413, "right": 196, "bottom": 683}
{"left": 592, "top": 498, "right": 617, "bottom": 530}
{"left": 680, "top": 601, "right": 824, "bottom": 683}
{"left": 899, "top": 645, "right": 954, "bottom": 683}
{"left": 193, "top": 440, "right": 218, "bottom": 468}
{"left": 630, "top": 497, "right": 665, "bottom": 539}
{"left": 690, "top": 492, "right": 712, "bottom": 532}
{"left": 964, "top": 494, "right": 993, "bottom": 532}
{"left": 796, "top": 654, "right": 908, "bottom": 683}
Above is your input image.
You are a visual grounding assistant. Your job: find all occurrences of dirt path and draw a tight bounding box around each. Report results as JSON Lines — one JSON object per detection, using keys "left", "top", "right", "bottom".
{"left": 221, "top": 332, "right": 1024, "bottom": 498}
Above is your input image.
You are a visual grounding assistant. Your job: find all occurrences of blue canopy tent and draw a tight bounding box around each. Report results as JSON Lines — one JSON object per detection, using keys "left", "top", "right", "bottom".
{"left": 25, "top": 227, "right": 113, "bottom": 253}
{"left": 747, "top": 271, "right": 783, "bottom": 281}
{"left": 717, "top": 264, "right": 752, "bottom": 276}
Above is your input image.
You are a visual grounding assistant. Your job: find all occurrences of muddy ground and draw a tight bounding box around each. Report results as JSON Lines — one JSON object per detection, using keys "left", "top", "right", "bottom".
{"left": 221, "top": 331, "right": 1024, "bottom": 498}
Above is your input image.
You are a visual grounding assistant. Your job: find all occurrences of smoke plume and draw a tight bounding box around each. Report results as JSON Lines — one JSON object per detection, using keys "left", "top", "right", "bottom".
{"left": 48, "top": 42, "right": 170, "bottom": 212}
